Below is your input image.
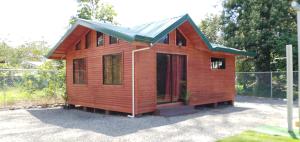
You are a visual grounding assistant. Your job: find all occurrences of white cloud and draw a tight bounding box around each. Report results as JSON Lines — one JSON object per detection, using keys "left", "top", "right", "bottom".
{"left": 0, "top": 0, "right": 77, "bottom": 46}
{"left": 0, "top": 0, "right": 222, "bottom": 47}
{"left": 106, "top": 0, "right": 222, "bottom": 26}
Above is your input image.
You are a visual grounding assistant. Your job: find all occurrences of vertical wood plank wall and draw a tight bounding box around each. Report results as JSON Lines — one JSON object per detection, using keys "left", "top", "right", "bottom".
{"left": 66, "top": 28, "right": 236, "bottom": 115}
{"left": 66, "top": 30, "right": 134, "bottom": 113}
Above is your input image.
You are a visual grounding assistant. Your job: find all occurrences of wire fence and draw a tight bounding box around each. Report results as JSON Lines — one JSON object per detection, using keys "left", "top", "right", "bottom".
{"left": 0, "top": 70, "right": 297, "bottom": 109}
{"left": 236, "top": 71, "right": 298, "bottom": 99}
{"left": 0, "top": 69, "right": 66, "bottom": 109}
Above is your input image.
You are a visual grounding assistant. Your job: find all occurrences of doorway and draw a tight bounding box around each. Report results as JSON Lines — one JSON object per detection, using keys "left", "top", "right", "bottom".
{"left": 156, "top": 53, "right": 187, "bottom": 104}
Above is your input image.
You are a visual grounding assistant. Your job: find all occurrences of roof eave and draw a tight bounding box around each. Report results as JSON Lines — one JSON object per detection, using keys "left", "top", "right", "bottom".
{"left": 47, "top": 19, "right": 136, "bottom": 59}
{"left": 151, "top": 14, "right": 189, "bottom": 44}
{"left": 134, "top": 35, "right": 152, "bottom": 43}
{"left": 211, "top": 47, "right": 256, "bottom": 57}
{"left": 186, "top": 16, "right": 256, "bottom": 57}
{"left": 81, "top": 20, "right": 135, "bottom": 42}
{"left": 46, "top": 22, "right": 80, "bottom": 59}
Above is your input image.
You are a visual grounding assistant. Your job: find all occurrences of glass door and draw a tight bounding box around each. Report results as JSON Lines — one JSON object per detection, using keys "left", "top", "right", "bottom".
{"left": 156, "top": 53, "right": 187, "bottom": 104}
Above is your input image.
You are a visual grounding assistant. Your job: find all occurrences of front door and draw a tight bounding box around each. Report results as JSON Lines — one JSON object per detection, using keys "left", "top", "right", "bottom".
{"left": 156, "top": 53, "right": 187, "bottom": 104}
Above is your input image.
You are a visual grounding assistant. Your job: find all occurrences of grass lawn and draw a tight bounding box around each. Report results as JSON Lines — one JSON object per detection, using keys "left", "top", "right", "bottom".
{"left": 0, "top": 88, "right": 63, "bottom": 107}
{"left": 217, "top": 131, "right": 299, "bottom": 142}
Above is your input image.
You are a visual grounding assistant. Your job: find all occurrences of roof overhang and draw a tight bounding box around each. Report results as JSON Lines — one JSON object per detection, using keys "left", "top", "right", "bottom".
{"left": 47, "top": 14, "right": 256, "bottom": 59}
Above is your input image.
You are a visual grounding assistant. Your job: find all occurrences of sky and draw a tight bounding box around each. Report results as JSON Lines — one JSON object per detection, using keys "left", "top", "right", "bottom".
{"left": 0, "top": 0, "right": 222, "bottom": 47}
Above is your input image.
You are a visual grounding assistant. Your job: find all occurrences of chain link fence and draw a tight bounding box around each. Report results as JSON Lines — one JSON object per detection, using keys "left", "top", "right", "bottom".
{"left": 0, "top": 69, "right": 66, "bottom": 109}
{"left": 236, "top": 71, "right": 299, "bottom": 99}
{"left": 0, "top": 70, "right": 297, "bottom": 109}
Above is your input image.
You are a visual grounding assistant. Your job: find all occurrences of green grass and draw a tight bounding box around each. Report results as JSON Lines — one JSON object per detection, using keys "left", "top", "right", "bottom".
{"left": 253, "top": 125, "right": 299, "bottom": 139}
{"left": 0, "top": 87, "right": 63, "bottom": 107}
{"left": 217, "top": 131, "right": 299, "bottom": 142}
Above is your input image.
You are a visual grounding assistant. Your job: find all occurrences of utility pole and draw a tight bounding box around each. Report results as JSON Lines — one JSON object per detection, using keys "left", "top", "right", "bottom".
{"left": 291, "top": 1, "right": 300, "bottom": 132}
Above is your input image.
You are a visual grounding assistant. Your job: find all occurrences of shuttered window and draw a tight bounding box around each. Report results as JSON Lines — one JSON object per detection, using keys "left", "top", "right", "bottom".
{"left": 73, "top": 58, "right": 87, "bottom": 84}
{"left": 103, "top": 53, "right": 122, "bottom": 85}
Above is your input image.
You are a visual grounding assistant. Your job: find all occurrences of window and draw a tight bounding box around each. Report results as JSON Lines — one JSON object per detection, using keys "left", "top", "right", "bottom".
{"left": 97, "top": 32, "right": 104, "bottom": 46}
{"left": 103, "top": 53, "right": 122, "bottom": 84}
{"left": 73, "top": 58, "right": 87, "bottom": 84}
{"left": 176, "top": 29, "right": 186, "bottom": 46}
{"left": 109, "top": 36, "right": 118, "bottom": 44}
{"left": 211, "top": 57, "right": 225, "bottom": 69}
{"left": 158, "top": 34, "right": 169, "bottom": 44}
{"left": 85, "top": 31, "right": 91, "bottom": 49}
{"left": 75, "top": 41, "right": 81, "bottom": 50}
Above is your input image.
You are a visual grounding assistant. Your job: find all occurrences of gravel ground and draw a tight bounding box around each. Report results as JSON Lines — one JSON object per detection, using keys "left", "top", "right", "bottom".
{"left": 0, "top": 96, "right": 298, "bottom": 142}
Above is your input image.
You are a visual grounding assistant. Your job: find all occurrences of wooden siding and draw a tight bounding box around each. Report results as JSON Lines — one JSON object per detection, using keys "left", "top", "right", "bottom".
{"left": 65, "top": 23, "right": 236, "bottom": 115}
{"left": 135, "top": 29, "right": 236, "bottom": 113}
{"left": 66, "top": 29, "right": 134, "bottom": 113}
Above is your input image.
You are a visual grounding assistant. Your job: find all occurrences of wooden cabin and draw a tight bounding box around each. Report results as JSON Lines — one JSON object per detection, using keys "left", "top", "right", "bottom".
{"left": 47, "top": 14, "right": 254, "bottom": 116}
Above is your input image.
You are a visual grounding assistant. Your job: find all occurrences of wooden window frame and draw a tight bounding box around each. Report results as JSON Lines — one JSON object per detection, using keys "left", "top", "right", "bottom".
{"left": 103, "top": 53, "right": 123, "bottom": 85}
{"left": 85, "top": 31, "right": 91, "bottom": 49}
{"left": 157, "top": 34, "right": 169, "bottom": 44}
{"left": 109, "top": 36, "right": 118, "bottom": 44}
{"left": 73, "top": 58, "right": 87, "bottom": 84}
{"left": 176, "top": 29, "right": 187, "bottom": 47}
{"left": 211, "top": 57, "right": 226, "bottom": 70}
{"left": 97, "top": 32, "right": 104, "bottom": 47}
{"left": 75, "top": 41, "right": 81, "bottom": 50}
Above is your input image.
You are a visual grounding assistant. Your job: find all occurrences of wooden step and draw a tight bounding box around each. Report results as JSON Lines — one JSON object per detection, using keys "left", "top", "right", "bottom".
{"left": 157, "top": 102, "right": 183, "bottom": 109}
{"left": 155, "top": 105, "right": 198, "bottom": 117}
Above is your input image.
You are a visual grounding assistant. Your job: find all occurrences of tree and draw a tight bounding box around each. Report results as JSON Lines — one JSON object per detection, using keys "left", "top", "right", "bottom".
{"left": 0, "top": 42, "right": 12, "bottom": 66}
{"left": 199, "top": 14, "right": 223, "bottom": 44}
{"left": 70, "top": 0, "right": 117, "bottom": 24}
{"left": 0, "top": 41, "right": 49, "bottom": 68}
{"left": 222, "top": 0, "right": 298, "bottom": 96}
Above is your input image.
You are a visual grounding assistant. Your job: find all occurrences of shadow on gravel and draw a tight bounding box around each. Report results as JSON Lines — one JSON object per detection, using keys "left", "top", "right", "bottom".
{"left": 236, "top": 95, "right": 287, "bottom": 105}
{"left": 27, "top": 105, "right": 250, "bottom": 137}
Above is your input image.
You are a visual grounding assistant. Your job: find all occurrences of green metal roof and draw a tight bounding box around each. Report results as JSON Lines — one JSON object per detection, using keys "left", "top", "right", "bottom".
{"left": 210, "top": 43, "right": 256, "bottom": 57}
{"left": 47, "top": 14, "right": 255, "bottom": 58}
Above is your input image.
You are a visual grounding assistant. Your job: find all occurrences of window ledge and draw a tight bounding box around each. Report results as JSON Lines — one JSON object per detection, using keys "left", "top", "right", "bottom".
{"left": 102, "top": 84, "right": 124, "bottom": 88}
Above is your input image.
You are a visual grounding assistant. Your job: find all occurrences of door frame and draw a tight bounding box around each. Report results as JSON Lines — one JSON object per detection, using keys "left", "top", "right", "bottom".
{"left": 156, "top": 53, "right": 187, "bottom": 104}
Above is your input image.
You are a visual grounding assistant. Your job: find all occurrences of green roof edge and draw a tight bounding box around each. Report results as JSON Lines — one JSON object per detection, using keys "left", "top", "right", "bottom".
{"left": 47, "top": 15, "right": 256, "bottom": 58}
{"left": 150, "top": 14, "right": 189, "bottom": 43}
{"left": 148, "top": 14, "right": 256, "bottom": 57}
{"left": 46, "top": 22, "right": 79, "bottom": 58}
{"left": 211, "top": 46, "right": 256, "bottom": 57}
{"left": 46, "top": 19, "right": 136, "bottom": 58}
{"left": 185, "top": 15, "right": 256, "bottom": 57}
{"left": 80, "top": 19, "right": 135, "bottom": 42}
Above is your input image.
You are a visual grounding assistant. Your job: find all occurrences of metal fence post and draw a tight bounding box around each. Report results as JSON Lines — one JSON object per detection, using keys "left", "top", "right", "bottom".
{"left": 270, "top": 72, "right": 273, "bottom": 98}
{"left": 286, "top": 44, "right": 293, "bottom": 132}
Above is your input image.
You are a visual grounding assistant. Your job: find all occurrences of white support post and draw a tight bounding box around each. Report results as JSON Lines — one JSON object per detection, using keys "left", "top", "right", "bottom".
{"left": 286, "top": 44, "right": 293, "bottom": 132}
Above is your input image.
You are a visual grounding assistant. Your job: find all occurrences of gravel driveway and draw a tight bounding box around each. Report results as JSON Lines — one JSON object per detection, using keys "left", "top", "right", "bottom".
{"left": 0, "top": 96, "right": 298, "bottom": 142}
